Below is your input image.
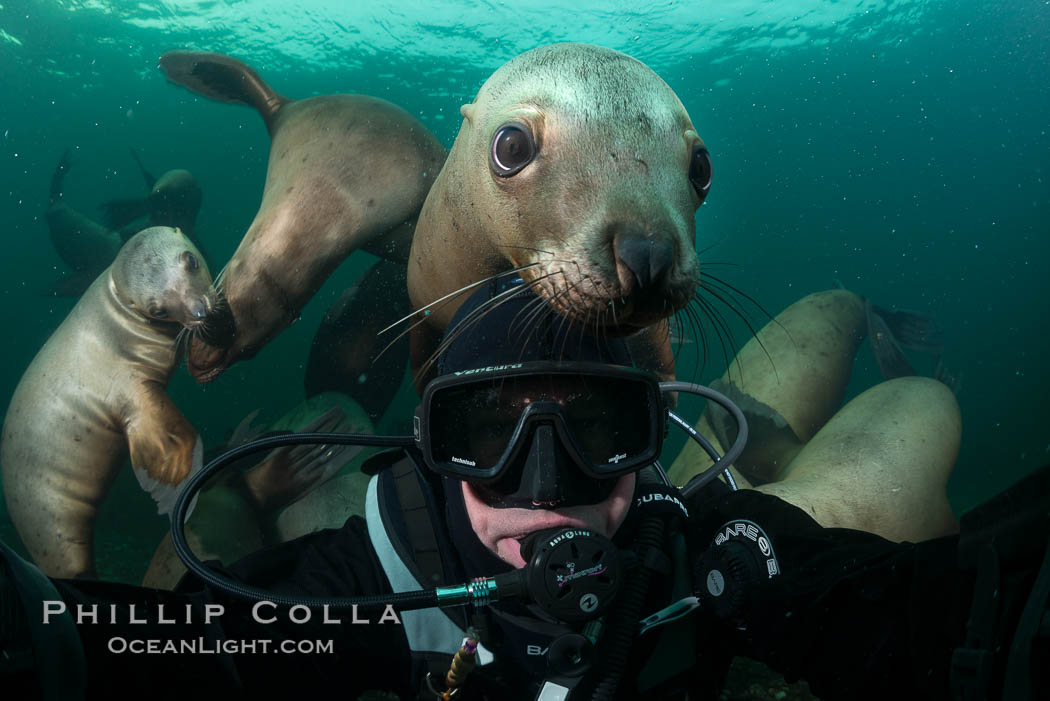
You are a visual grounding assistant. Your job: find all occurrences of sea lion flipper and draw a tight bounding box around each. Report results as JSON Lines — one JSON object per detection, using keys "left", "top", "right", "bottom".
{"left": 866, "top": 300, "right": 916, "bottom": 380}
{"left": 869, "top": 303, "right": 945, "bottom": 355}
{"left": 49, "top": 148, "right": 73, "bottom": 205}
{"left": 129, "top": 147, "right": 157, "bottom": 190}
{"left": 158, "top": 50, "right": 289, "bottom": 133}
{"left": 126, "top": 385, "right": 203, "bottom": 515}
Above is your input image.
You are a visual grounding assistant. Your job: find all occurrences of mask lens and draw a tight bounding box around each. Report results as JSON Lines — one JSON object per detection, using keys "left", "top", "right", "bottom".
{"left": 429, "top": 384, "right": 515, "bottom": 473}
{"left": 427, "top": 370, "right": 658, "bottom": 478}
{"left": 561, "top": 376, "right": 655, "bottom": 470}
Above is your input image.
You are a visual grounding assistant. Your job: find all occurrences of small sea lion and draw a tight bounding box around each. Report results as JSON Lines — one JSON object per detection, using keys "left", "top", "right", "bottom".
{"left": 156, "top": 50, "right": 448, "bottom": 383}
{"left": 102, "top": 149, "right": 208, "bottom": 262}
{"left": 44, "top": 149, "right": 207, "bottom": 296}
{"left": 44, "top": 149, "right": 125, "bottom": 297}
{"left": 1, "top": 226, "right": 217, "bottom": 579}
{"left": 405, "top": 43, "right": 710, "bottom": 381}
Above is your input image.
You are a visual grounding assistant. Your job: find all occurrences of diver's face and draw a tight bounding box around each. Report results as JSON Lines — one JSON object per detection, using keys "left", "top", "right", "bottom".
{"left": 453, "top": 375, "right": 642, "bottom": 566}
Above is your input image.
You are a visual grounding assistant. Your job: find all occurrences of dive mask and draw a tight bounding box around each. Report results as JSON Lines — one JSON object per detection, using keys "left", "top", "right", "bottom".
{"left": 413, "top": 361, "right": 665, "bottom": 507}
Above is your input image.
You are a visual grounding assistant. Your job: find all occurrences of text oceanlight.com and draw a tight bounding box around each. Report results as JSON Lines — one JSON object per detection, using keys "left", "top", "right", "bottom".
{"left": 107, "top": 637, "right": 334, "bottom": 655}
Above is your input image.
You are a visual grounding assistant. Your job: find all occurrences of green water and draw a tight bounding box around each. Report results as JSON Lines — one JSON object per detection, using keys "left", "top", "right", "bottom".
{"left": 0, "top": 1, "right": 1047, "bottom": 583}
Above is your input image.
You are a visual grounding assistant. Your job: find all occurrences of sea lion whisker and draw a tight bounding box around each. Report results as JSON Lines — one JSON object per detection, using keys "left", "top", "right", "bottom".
{"left": 695, "top": 281, "right": 779, "bottom": 382}
{"left": 679, "top": 307, "right": 704, "bottom": 384}
{"left": 415, "top": 272, "right": 562, "bottom": 380}
{"left": 378, "top": 262, "right": 545, "bottom": 337}
{"left": 698, "top": 272, "right": 778, "bottom": 326}
{"left": 691, "top": 294, "right": 738, "bottom": 379}
{"left": 508, "top": 279, "right": 563, "bottom": 348}
{"left": 495, "top": 244, "right": 557, "bottom": 257}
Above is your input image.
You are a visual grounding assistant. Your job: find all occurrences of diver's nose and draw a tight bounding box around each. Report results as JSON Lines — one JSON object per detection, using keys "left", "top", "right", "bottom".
{"left": 612, "top": 225, "right": 674, "bottom": 290}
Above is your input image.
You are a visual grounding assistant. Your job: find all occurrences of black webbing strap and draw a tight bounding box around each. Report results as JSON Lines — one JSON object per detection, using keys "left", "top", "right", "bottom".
{"left": 391, "top": 458, "right": 447, "bottom": 588}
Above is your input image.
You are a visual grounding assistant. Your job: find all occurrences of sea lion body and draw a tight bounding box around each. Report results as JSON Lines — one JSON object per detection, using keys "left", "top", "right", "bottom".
{"left": 159, "top": 51, "right": 447, "bottom": 382}
{"left": 407, "top": 43, "right": 709, "bottom": 380}
{"left": 1, "top": 226, "right": 216, "bottom": 578}
{"left": 45, "top": 149, "right": 206, "bottom": 296}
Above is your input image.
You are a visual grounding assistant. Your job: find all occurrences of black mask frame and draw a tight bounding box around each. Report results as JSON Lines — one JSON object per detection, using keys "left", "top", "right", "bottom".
{"left": 413, "top": 361, "right": 666, "bottom": 486}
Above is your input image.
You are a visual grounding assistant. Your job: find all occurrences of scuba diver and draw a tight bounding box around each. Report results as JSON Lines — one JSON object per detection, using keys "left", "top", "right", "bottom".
{"left": 1, "top": 278, "right": 1048, "bottom": 701}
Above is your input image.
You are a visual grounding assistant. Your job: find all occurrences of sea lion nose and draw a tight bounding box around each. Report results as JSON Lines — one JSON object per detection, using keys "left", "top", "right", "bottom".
{"left": 192, "top": 300, "right": 208, "bottom": 319}
{"left": 613, "top": 227, "right": 674, "bottom": 290}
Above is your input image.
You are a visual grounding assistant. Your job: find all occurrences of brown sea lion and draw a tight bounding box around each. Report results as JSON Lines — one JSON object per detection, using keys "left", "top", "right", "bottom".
{"left": 1, "top": 226, "right": 217, "bottom": 578}
{"left": 156, "top": 50, "right": 448, "bottom": 383}
{"left": 405, "top": 43, "right": 709, "bottom": 381}
{"left": 101, "top": 149, "right": 207, "bottom": 261}
{"left": 668, "top": 289, "right": 960, "bottom": 543}
{"left": 141, "top": 394, "right": 375, "bottom": 590}
{"left": 44, "top": 149, "right": 207, "bottom": 296}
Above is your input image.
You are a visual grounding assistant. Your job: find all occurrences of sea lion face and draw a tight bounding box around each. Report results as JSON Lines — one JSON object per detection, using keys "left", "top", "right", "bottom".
{"left": 424, "top": 43, "right": 710, "bottom": 333}
{"left": 115, "top": 226, "right": 217, "bottom": 330}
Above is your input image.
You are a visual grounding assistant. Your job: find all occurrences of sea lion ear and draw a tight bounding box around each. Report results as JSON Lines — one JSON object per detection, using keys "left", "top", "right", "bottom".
{"left": 460, "top": 103, "right": 476, "bottom": 121}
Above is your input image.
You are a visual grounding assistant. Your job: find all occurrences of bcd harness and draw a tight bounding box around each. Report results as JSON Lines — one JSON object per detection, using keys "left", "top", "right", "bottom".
{"left": 362, "top": 450, "right": 707, "bottom": 700}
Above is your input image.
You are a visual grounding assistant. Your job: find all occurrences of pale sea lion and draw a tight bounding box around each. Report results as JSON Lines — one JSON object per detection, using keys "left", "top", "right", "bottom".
{"left": 44, "top": 149, "right": 207, "bottom": 296}
{"left": 141, "top": 393, "right": 374, "bottom": 589}
{"left": 156, "top": 50, "right": 448, "bottom": 383}
{"left": 1, "top": 226, "right": 216, "bottom": 578}
{"left": 669, "top": 289, "right": 960, "bottom": 542}
{"left": 406, "top": 43, "right": 711, "bottom": 381}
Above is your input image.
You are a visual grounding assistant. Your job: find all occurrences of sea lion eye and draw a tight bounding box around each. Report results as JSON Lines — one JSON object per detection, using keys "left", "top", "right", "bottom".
{"left": 490, "top": 123, "right": 536, "bottom": 177}
{"left": 183, "top": 252, "right": 199, "bottom": 270}
{"left": 689, "top": 147, "right": 712, "bottom": 200}
{"left": 153, "top": 308, "right": 169, "bottom": 319}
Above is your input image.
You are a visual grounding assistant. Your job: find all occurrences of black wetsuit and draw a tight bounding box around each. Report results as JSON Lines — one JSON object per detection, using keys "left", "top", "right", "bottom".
{"left": 21, "top": 461, "right": 1050, "bottom": 700}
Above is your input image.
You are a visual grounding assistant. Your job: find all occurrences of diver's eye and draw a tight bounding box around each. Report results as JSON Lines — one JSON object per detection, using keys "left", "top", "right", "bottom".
{"left": 490, "top": 123, "right": 536, "bottom": 177}
{"left": 152, "top": 308, "right": 169, "bottom": 319}
{"left": 689, "top": 147, "right": 712, "bottom": 200}
{"left": 183, "top": 251, "right": 199, "bottom": 270}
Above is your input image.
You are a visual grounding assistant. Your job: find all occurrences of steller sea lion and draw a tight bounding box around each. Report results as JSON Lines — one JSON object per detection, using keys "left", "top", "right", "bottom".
{"left": 101, "top": 148, "right": 208, "bottom": 263}
{"left": 1, "top": 226, "right": 217, "bottom": 579}
{"left": 156, "top": 50, "right": 448, "bottom": 383}
{"left": 44, "top": 149, "right": 207, "bottom": 296}
{"left": 668, "top": 289, "right": 961, "bottom": 543}
{"left": 405, "top": 43, "right": 710, "bottom": 382}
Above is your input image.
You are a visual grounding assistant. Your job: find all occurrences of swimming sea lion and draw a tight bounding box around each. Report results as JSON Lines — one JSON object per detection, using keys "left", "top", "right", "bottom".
{"left": 1, "top": 226, "right": 217, "bottom": 579}
{"left": 156, "top": 50, "right": 448, "bottom": 383}
{"left": 102, "top": 149, "right": 207, "bottom": 262}
{"left": 141, "top": 393, "right": 375, "bottom": 590}
{"left": 406, "top": 43, "right": 710, "bottom": 380}
{"left": 668, "top": 289, "right": 961, "bottom": 543}
{"left": 44, "top": 149, "right": 125, "bottom": 297}
{"left": 44, "top": 149, "right": 207, "bottom": 296}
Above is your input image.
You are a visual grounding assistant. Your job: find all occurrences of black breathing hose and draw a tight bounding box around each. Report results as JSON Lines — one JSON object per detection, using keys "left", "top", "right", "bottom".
{"left": 170, "top": 431, "right": 431, "bottom": 610}
{"left": 590, "top": 515, "right": 666, "bottom": 701}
